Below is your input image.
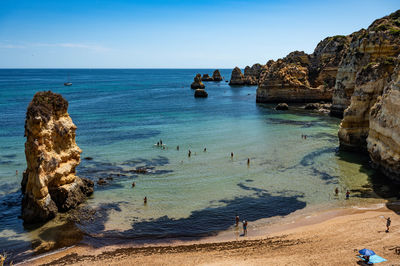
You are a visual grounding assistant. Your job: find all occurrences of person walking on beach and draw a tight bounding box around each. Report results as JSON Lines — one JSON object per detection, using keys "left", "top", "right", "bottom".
{"left": 243, "top": 220, "right": 248, "bottom": 235}
{"left": 386, "top": 217, "right": 391, "bottom": 233}
{"left": 346, "top": 190, "right": 350, "bottom": 200}
{"left": 235, "top": 215, "right": 240, "bottom": 227}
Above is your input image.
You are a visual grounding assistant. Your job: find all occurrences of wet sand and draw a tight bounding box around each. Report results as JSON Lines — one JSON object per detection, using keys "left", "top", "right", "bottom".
{"left": 21, "top": 202, "right": 400, "bottom": 266}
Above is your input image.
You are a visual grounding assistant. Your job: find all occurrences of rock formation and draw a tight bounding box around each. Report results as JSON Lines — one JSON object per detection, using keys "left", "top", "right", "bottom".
{"left": 21, "top": 91, "right": 93, "bottom": 224}
{"left": 275, "top": 103, "right": 289, "bottom": 110}
{"left": 201, "top": 74, "right": 213, "bottom": 81}
{"left": 191, "top": 74, "right": 205, "bottom": 89}
{"left": 256, "top": 36, "right": 349, "bottom": 103}
{"left": 212, "top": 69, "right": 222, "bottom": 81}
{"left": 338, "top": 59, "right": 396, "bottom": 151}
{"left": 229, "top": 64, "right": 264, "bottom": 85}
{"left": 367, "top": 56, "right": 400, "bottom": 181}
{"left": 331, "top": 10, "right": 400, "bottom": 117}
{"left": 229, "top": 67, "right": 245, "bottom": 85}
{"left": 194, "top": 89, "right": 208, "bottom": 98}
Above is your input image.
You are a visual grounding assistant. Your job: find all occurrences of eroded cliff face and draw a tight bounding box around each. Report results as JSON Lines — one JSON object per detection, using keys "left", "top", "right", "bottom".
{"left": 367, "top": 57, "right": 400, "bottom": 181}
{"left": 331, "top": 10, "right": 400, "bottom": 117}
{"left": 256, "top": 36, "right": 349, "bottom": 103}
{"left": 338, "top": 59, "right": 395, "bottom": 151}
{"left": 21, "top": 91, "right": 93, "bottom": 224}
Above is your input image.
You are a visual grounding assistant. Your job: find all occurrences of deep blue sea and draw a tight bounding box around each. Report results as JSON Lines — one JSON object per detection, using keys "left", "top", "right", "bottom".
{"left": 0, "top": 69, "right": 381, "bottom": 262}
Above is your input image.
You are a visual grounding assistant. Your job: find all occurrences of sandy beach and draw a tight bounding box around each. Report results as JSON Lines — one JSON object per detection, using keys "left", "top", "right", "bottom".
{"left": 21, "top": 202, "right": 400, "bottom": 266}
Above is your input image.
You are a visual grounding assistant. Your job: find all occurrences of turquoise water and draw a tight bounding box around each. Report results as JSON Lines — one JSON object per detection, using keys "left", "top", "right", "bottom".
{"left": 0, "top": 69, "right": 378, "bottom": 261}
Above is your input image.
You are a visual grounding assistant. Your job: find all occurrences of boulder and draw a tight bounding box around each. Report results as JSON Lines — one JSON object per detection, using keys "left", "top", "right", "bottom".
{"left": 305, "top": 103, "right": 320, "bottom": 110}
{"left": 275, "top": 103, "right": 289, "bottom": 110}
{"left": 194, "top": 89, "right": 208, "bottom": 98}
{"left": 191, "top": 74, "right": 205, "bottom": 89}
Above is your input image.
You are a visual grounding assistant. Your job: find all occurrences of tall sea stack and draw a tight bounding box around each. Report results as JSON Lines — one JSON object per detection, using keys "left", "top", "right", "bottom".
{"left": 21, "top": 91, "right": 93, "bottom": 224}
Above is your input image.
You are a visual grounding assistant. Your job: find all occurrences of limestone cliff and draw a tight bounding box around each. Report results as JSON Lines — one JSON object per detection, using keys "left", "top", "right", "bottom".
{"left": 21, "top": 91, "right": 93, "bottom": 224}
{"left": 256, "top": 36, "right": 349, "bottom": 103}
{"left": 229, "top": 64, "right": 264, "bottom": 85}
{"left": 367, "top": 57, "right": 400, "bottom": 181}
{"left": 338, "top": 59, "right": 396, "bottom": 151}
{"left": 331, "top": 10, "right": 400, "bottom": 117}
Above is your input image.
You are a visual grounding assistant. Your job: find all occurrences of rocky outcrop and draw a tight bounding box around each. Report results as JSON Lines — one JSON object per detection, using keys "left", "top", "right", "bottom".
{"left": 201, "top": 74, "right": 213, "bottom": 81}
{"left": 21, "top": 91, "right": 93, "bottom": 224}
{"left": 194, "top": 89, "right": 208, "bottom": 98}
{"left": 331, "top": 10, "right": 400, "bottom": 117}
{"left": 229, "top": 67, "right": 245, "bottom": 85}
{"left": 191, "top": 74, "right": 205, "bottom": 89}
{"left": 256, "top": 36, "right": 349, "bottom": 103}
{"left": 338, "top": 59, "right": 396, "bottom": 151}
{"left": 275, "top": 103, "right": 289, "bottom": 110}
{"left": 229, "top": 64, "right": 264, "bottom": 85}
{"left": 212, "top": 70, "right": 222, "bottom": 81}
{"left": 367, "top": 57, "right": 400, "bottom": 181}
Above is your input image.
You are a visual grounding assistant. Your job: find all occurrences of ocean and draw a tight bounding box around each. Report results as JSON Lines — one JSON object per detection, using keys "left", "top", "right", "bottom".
{"left": 0, "top": 69, "right": 385, "bottom": 262}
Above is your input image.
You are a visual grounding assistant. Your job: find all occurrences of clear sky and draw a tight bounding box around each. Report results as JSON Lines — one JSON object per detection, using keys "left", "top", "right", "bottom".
{"left": 0, "top": 0, "right": 398, "bottom": 68}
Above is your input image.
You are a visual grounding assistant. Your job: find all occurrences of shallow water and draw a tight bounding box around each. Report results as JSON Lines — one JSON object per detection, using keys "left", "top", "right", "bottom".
{"left": 0, "top": 69, "right": 385, "bottom": 262}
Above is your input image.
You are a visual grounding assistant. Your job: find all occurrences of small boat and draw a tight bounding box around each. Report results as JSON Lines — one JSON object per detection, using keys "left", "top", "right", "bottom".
{"left": 64, "top": 82, "right": 72, "bottom": 86}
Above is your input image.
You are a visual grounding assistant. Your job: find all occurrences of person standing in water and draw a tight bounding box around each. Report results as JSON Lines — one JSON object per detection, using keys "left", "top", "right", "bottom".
{"left": 247, "top": 158, "right": 250, "bottom": 166}
{"left": 346, "top": 190, "right": 350, "bottom": 200}
{"left": 188, "top": 150, "right": 191, "bottom": 157}
{"left": 160, "top": 139, "right": 163, "bottom": 145}
{"left": 204, "top": 147, "right": 207, "bottom": 152}
{"left": 177, "top": 145, "right": 179, "bottom": 151}
{"left": 335, "top": 187, "right": 339, "bottom": 196}
{"left": 243, "top": 220, "right": 248, "bottom": 235}
{"left": 144, "top": 196, "right": 147, "bottom": 204}
{"left": 231, "top": 152, "right": 234, "bottom": 159}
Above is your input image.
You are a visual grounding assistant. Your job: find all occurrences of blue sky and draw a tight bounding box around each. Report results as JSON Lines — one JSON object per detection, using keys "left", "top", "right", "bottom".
{"left": 0, "top": 0, "right": 398, "bottom": 68}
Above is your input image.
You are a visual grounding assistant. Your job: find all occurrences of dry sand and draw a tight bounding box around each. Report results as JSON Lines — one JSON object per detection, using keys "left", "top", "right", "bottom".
{"left": 21, "top": 203, "right": 400, "bottom": 266}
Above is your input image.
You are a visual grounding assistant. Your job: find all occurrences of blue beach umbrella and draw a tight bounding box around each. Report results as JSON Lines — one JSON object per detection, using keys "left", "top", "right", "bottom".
{"left": 359, "top": 249, "right": 376, "bottom": 256}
